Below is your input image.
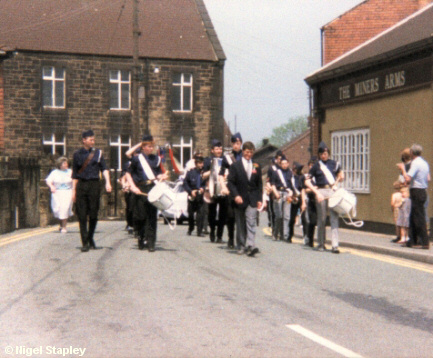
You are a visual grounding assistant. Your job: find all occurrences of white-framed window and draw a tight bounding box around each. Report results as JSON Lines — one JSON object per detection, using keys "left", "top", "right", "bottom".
{"left": 172, "top": 73, "right": 193, "bottom": 112}
{"left": 42, "top": 66, "right": 65, "bottom": 108}
{"left": 173, "top": 137, "right": 193, "bottom": 168}
{"left": 43, "top": 134, "right": 66, "bottom": 155}
{"left": 110, "top": 135, "right": 131, "bottom": 170}
{"left": 109, "top": 70, "right": 131, "bottom": 110}
{"left": 332, "top": 128, "right": 370, "bottom": 193}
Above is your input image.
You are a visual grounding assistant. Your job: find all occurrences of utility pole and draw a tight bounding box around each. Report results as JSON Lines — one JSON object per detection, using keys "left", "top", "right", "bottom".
{"left": 132, "top": 0, "right": 141, "bottom": 143}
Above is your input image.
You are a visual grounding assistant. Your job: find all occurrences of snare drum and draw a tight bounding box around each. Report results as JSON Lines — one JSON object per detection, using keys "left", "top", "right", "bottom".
{"left": 147, "top": 182, "right": 176, "bottom": 211}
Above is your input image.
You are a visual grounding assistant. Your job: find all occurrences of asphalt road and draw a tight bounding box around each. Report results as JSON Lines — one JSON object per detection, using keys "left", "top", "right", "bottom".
{"left": 0, "top": 216, "right": 432, "bottom": 358}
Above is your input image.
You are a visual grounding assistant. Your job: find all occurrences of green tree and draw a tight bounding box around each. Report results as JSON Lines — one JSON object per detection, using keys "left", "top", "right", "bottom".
{"left": 268, "top": 115, "right": 308, "bottom": 147}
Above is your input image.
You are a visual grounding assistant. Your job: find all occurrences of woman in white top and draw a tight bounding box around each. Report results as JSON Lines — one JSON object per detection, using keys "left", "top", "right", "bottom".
{"left": 46, "top": 157, "right": 74, "bottom": 233}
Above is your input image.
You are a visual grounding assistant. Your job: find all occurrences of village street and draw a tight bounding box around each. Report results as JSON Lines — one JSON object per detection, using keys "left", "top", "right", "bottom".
{"left": 0, "top": 217, "right": 432, "bottom": 358}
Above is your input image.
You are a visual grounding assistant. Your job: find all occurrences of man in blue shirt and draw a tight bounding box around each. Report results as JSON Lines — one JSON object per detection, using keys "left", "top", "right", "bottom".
{"left": 72, "top": 130, "right": 112, "bottom": 252}
{"left": 398, "top": 143, "right": 430, "bottom": 249}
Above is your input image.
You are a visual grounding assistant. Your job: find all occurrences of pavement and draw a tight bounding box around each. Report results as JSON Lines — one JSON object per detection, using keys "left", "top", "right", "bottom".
{"left": 291, "top": 223, "right": 433, "bottom": 265}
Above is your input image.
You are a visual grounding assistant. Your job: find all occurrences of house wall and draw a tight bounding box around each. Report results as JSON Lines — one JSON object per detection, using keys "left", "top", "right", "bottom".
{"left": 322, "top": 87, "right": 433, "bottom": 228}
{"left": 1, "top": 51, "right": 224, "bottom": 229}
{"left": 0, "top": 63, "right": 4, "bottom": 152}
{"left": 3, "top": 52, "right": 224, "bottom": 159}
{"left": 322, "top": 0, "right": 433, "bottom": 64}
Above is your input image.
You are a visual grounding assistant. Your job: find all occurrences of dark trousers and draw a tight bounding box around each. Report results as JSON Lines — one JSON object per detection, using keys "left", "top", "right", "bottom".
{"left": 125, "top": 192, "right": 134, "bottom": 227}
{"left": 226, "top": 200, "right": 236, "bottom": 246}
{"left": 208, "top": 196, "right": 229, "bottom": 239}
{"left": 75, "top": 180, "right": 100, "bottom": 247}
{"left": 306, "top": 195, "right": 317, "bottom": 246}
{"left": 288, "top": 201, "right": 308, "bottom": 240}
{"left": 409, "top": 188, "right": 429, "bottom": 247}
{"left": 133, "top": 182, "right": 158, "bottom": 249}
{"left": 188, "top": 196, "right": 205, "bottom": 235}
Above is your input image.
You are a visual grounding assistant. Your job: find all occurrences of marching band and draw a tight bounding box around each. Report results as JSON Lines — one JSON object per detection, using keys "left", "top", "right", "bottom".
{"left": 72, "top": 129, "right": 349, "bottom": 256}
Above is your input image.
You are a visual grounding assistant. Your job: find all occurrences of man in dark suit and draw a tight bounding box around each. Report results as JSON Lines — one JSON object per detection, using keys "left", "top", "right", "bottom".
{"left": 227, "top": 141, "right": 263, "bottom": 256}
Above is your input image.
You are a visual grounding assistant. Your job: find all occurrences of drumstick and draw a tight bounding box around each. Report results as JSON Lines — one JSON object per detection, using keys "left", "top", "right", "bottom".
{"left": 136, "top": 192, "right": 148, "bottom": 196}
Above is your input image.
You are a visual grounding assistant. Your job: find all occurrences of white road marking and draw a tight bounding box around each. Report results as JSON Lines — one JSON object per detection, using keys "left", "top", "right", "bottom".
{"left": 286, "top": 324, "right": 364, "bottom": 358}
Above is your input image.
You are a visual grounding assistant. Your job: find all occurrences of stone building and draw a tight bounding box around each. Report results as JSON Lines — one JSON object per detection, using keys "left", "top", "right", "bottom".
{"left": 305, "top": 3, "right": 433, "bottom": 233}
{"left": 0, "top": 0, "right": 225, "bottom": 232}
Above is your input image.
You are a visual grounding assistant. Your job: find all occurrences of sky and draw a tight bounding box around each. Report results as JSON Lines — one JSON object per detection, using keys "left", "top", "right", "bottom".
{"left": 202, "top": 0, "right": 363, "bottom": 145}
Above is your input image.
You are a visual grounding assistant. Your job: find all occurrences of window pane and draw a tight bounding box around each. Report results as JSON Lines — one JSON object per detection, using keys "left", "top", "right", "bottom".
{"left": 43, "top": 80, "right": 53, "bottom": 106}
{"left": 110, "top": 83, "right": 119, "bottom": 108}
{"left": 121, "top": 83, "right": 130, "bottom": 109}
{"left": 183, "top": 86, "right": 191, "bottom": 111}
{"left": 110, "top": 147, "right": 119, "bottom": 170}
{"left": 55, "top": 81, "right": 64, "bottom": 107}
{"left": 183, "top": 146, "right": 191, "bottom": 163}
{"left": 121, "top": 70, "right": 130, "bottom": 82}
{"left": 55, "top": 68, "right": 65, "bottom": 79}
{"left": 173, "top": 73, "right": 182, "bottom": 83}
{"left": 55, "top": 145, "right": 64, "bottom": 156}
{"left": 121, "top": 147, "right": 130, "bottom": 169}
{"left": 121, "top": 135, "right": 130, "bottom": 144}
{"left": 109, "top": 70, "right": 118, "bottom": 81}
{"left": 43, "top": 145, "right": 52, "bottom": 155}
{"left": 172, "top": 86, "right": 181, "bottom": 110}
{"left": 183, "top": 74, "right": 192, "bottom": 83}
{"left": 43, "top": 67, "right": 53, "bottom": 77}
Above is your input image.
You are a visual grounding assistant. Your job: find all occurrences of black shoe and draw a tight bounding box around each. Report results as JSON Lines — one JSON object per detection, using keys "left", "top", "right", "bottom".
{"left": 227, "top": 243, "right": 234, "bottom": 249}
{"left": 90, "top": 245, "right": 103, "bottom": 250}
{"left": 216, "top": 237, "right": 223, "bottom": 243}
{"left": 203, "top": 230, "right": 210, "bottom": 235}
{"left": 138, "top": 239, "right": 145, "bottom": 250}
{"left": 331, "top": 247, "right": 340, "bottom": 254}
{"left": 391, "top": 237, "right": 400, "bottom": 243}
{"left": 287, "top": 238, "right": 292, "bottom": 243}
{"left": 247, "top": 247, "right": 259, "bottom": 257}
{"left": 81, "top": 245, "right": 90, "bottom": 252}
{"left": 187, "top": 231, "right": 192, "bottom": 236}
{"left": 197, "top": 233, "right": 205, "bottom": 237}
{"left": 148, "top": 247, "right": 155, "bottom": 252}
{"left": 128, "top": 228, "right": 134, "bottom": 235}
{"left": 210, "top": 233, "right": 216, "bottom": 242}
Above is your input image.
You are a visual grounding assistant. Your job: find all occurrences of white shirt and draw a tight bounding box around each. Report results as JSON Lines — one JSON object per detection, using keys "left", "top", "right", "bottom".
{"left": 407, "top": 156, "right": 430, "bottom": 189}
{"left": 242, "top": 157, "right": 252, "bottom": 179}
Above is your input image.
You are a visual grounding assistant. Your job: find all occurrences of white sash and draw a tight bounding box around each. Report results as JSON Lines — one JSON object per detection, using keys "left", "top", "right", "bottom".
{"left": 225, "top": 154, "right": 233, "bottom": 166}
{"left": 138, "top": 153, "right": 156, "bottom": 181}
{"left": 319, "top": 160, "right": 335, "bottom": 185}
{"left": 97, "top": 150, "right": 102, "bottom": 163}
{"left": 291, "top": 176, "right": 300, "bottom": 196}
{"left": 277, "top": 169, "right": 288, "bottom": 188}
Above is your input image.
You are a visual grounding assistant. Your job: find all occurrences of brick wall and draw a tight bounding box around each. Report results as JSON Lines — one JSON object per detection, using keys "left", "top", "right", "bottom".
{"left": 322, "top": 0, "right": 433, "bottom": 64}
{"left": 280, "top": 130, "right": 311, "bottom": 167}
{"left": 0, "top": 63, "right": 4, "bottom": 152}
{"left": 2, "top": 51, "right": 224, "bottom": 226}
{"left": 2, "top": 52, "right": 224, "bottom": 160}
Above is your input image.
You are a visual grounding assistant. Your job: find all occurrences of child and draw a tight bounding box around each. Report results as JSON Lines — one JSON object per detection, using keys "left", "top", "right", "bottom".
{"left": 390, "top": 181, "right": 403, "bottom": 242}
{"left": 396, "top": 187, "right": 411, "bottom": 244}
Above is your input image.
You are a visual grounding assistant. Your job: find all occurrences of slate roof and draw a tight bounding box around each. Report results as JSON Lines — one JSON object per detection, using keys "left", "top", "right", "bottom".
{"left": 0, "top": 0, "right": 225, "bottom": 62}
{"left": 305, "top": 3, "right": 433, "bottom": 84}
